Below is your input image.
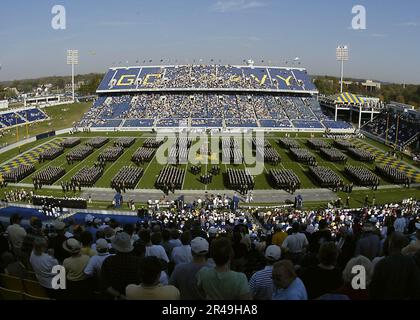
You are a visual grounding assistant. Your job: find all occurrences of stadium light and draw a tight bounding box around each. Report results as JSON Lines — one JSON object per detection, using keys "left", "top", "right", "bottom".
{"left": 336, "top": 46, "right": 349, "bottom": 93}
{"left": 67, "top": 49, "right": 79, "bottom": 102}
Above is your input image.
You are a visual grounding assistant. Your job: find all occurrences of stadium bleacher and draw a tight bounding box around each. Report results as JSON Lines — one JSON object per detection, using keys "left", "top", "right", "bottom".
{"left": 73, "top": 64, "right": 358, "bottom": 131}
{"left": 0, "top": 107, "right": 47, "bottom": 129}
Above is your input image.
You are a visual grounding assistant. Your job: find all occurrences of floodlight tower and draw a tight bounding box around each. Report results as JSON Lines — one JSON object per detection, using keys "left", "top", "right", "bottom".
{"left": 67, "top": 50, "right": 79, "bottom": 102}
{"left": 336, "top": 46, "right": 349, "bottom": 93}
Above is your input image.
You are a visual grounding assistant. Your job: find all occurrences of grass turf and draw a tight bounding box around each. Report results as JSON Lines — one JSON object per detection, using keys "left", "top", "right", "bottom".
{"left": 1, "top": 132, "right": 419, "bottom": 211}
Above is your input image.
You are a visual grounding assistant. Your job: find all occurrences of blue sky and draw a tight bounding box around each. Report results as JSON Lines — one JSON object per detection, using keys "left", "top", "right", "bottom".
{"left": 0, "top": 0, "right": 419, "bottom": 83}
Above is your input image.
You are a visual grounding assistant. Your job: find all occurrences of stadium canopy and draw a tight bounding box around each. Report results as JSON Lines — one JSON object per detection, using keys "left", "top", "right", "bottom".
{"left": 327, "top": 92, "right": 365, "bottom": 105}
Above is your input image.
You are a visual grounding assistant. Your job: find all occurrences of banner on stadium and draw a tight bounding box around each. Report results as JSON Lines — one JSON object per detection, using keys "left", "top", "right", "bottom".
{"left": 36, "top": 131, "right": 56, "bottom": 140}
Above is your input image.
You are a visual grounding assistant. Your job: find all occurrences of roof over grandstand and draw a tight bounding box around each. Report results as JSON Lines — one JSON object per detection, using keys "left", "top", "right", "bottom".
{"left": 326, "top": 92, "right": 365, "bottom": 105}
{"left": 96, "top": 65, "right": 318, "bottom": 95}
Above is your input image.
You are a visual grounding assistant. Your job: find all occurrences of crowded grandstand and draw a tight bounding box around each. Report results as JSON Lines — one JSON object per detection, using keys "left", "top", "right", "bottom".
{"left": 75, "top": 65, "right": 353, "bottom": 131}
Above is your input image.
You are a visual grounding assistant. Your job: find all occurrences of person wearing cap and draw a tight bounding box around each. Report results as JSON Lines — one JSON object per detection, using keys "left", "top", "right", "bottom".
{"left": 272, "top": 260, "right": 307, "bottom": 300}
{"left": 21, "top": 217, "right": 45, "bottom": 266}
{"left": 171, "top": 231, "right": 192, "bottom": 265}
{"left": 355, "top": 222, "right": 381, "bottom": 261}
{"left": 197, "top": 237, "right": 251, "bottom": 300}
{"left": 48, "top": 220, "right": 71, "bottom": 263}
{"left": 249, "top": 245, "right": 281, "bottom": 300}
{"left": 84, "top": 238, "right": 113, "bottom": 278}
{"left": 100, "top": 232, "right": 143, "bottom": 299}
{"left": 169, "top": 237, "right": 210, "bottom": 300}
{"left": 6, "top": 214, "right": 27, "bottom": 259}
{"left": 62, "top": 238, "right": 91, "bottom": 298}
{"left": 402, "top": 223, "right": 420, "bottom": 256}
{"left": 281, "top": 222, "right": 309, "bottom": 265}
{"left": 126, "top": 256, "right": 180, "bottom": 300}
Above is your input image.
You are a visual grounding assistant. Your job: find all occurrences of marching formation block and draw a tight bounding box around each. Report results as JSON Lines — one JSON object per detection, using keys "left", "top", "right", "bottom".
{"left": 290, "top": 148, "right": 316, "bottom": 164}
{"left": 278, "top": 138, "right": 301, "bottom": 149}
{"left": 307, "top": 138, "right": 330, "bottom": 150}
{"left": 114, "top": 137, "right": 136, "bottom": 148}
{"left": 375, "top": 165, "right": 409, "bottom": 185}
{"left": 111, "top": 166, "right": 144, "bottom": 190}
{"left": 2, "top": 164, "right": 36, "bottom": 183}
{"left": 348, "top": 148, "right": 375, "bottom": 162}
{"left": 38, "top": 147, "right": 64, "bottom": 161}
{"left": 86, "top": 137, "right": 109, "bottom": 148}
{"left": 269, "top": 169, "right": 300, "bottom": 191}
{"left": 309, "top": 166, "right": 343, "bottom": 188}
{"left": 226, "top": 168, "right": 254, "bottom": 192}
{"left": 33, "top": 166, "right": 66, "bottom": 185}
{"left": 98, "top": 146, "right": 125, "bottom": 162}
{"left": 155, "top": 166, "right": 185, "bottom": 192}
{"left": 66, "top": 145, "right": 94, "bottom": 162}
{"left": 345, "top": 166, "right": 379, "bottom": 188}
{"left": 143, "top": 138, "right": 165, "bottom": 148}
{"left": 334, "top": 140, "right": 355, "bottom": 150}
{"left": 60, "top": 138, "right": 81, "bottom": 148}
{"left": 71, "top": 166, "right": 104, "bottom": 187}
{"left": 132, "top": 147, "right": 155, "bottom": 164}
{"left": 320, "top": 148, "right": 347, "bottom": 163}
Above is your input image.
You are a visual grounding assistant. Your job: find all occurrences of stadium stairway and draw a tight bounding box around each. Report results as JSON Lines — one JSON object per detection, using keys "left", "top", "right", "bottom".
{"left": 352, "top": 140, "right": 420, "bottom": 183}
{"left": 0, "top": 138, "right": 65, "bottom": 173}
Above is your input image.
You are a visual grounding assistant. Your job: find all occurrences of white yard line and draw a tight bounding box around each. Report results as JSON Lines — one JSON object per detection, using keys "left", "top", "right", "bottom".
{"left": 135, "top": 153, "right": 157, "bottom": 189}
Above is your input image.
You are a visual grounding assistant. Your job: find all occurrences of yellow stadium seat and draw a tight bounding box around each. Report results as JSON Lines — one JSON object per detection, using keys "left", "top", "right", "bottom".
{"left": 0, "top": 273, "right": 24, "bottom": 291}
{"left": 0, "top": 286, "right": 24, "bottom": 300}
{"left": 26, "top": 271, "right": 38, "bottom": 281}
{"left": 22, "top": 279, "right": 49, "bottom": 298}
{"left": 23, "top": 293, "right": 52, "bottom": 301}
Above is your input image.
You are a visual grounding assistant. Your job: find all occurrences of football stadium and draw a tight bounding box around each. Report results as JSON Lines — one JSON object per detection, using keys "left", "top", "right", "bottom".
{"left": 0, "top": 0, "right": 419, "bottom": 306}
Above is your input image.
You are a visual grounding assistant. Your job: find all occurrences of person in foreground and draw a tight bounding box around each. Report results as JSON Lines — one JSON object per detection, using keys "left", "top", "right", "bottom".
{"left": 272, "top": 260, "right": 308, "bottom": 300}
{"left": 197, "top": 237, "right": 251, "bottom": 300}
{"left": 125, "top": 256, "right": 180, "bottom": 300}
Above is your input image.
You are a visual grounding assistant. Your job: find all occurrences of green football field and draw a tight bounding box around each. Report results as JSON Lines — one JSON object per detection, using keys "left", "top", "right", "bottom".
{"left": 1, "top": 130, "right": 419, "bottom": 210}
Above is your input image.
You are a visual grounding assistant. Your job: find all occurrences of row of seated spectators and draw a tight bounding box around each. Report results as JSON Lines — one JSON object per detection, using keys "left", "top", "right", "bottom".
{"left": 101, "top": 65, "right": 316, "bottom": 91}
{"left": 1, "top": 197, "right": 419, "bottom": 300}
{"left": 362, "top": 111, "right": 420, "bottom": 147}
{"left": 77, "top": 94, "right": 347, "bottom": 129}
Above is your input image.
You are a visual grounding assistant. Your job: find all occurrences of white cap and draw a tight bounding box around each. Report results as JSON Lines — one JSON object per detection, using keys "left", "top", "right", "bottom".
{"left": 85, "top": 214, "right": 94, "bottom": 223}
{"left": 265, "top": 245, "right": 281, "bottom": 261}
{"left": 191, "top": 237, "right": 209, "bottom": 255}
{"left": 53, "top": 221, "right": 65, "bottom": 231}
{"left": 96, "top": 238, "right": 109, "bottom": 251}
{"left": 208, "top": 227, "right": 218, "bottom": 236}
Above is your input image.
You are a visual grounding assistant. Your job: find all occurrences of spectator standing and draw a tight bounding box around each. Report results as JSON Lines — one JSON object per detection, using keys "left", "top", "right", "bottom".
{"left": 169, "top": 237, "right": 210, "bottom": 300}
{"left": 197, "top": 237, "right": 251, "bottom": 300}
